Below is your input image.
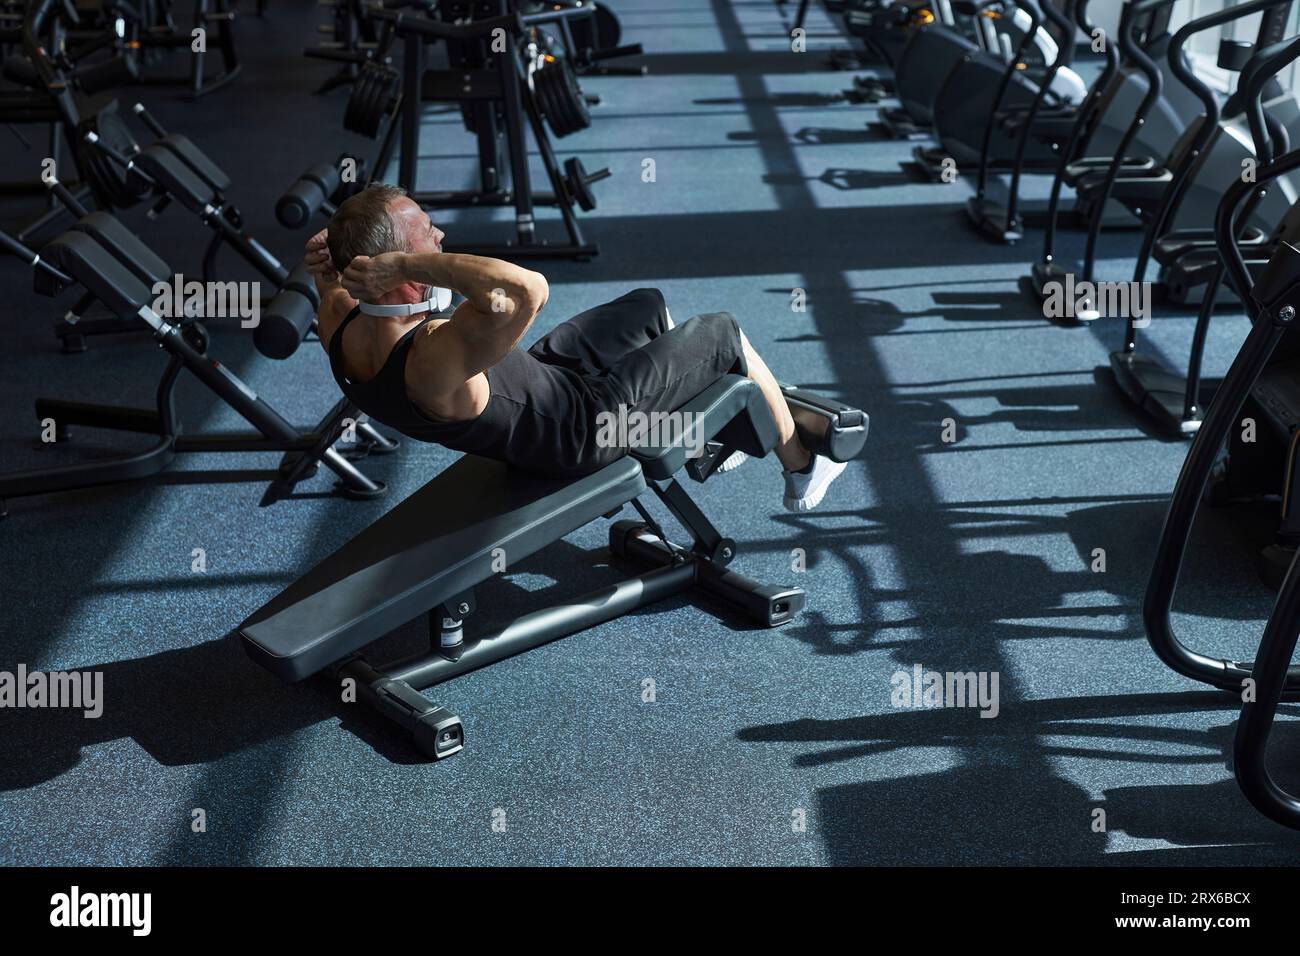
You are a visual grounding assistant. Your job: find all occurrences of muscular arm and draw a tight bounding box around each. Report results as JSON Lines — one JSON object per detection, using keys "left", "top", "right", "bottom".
{"left": 304, "top": 218, "right": 548, "bottom": 416}
{"left": 346, "top": 250, "right": 549, "bottom": 403}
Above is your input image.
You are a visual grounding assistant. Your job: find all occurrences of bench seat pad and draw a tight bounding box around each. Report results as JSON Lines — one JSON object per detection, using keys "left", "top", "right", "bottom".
{"left": 238, "top": 454, "right": 646, "bottom": 681}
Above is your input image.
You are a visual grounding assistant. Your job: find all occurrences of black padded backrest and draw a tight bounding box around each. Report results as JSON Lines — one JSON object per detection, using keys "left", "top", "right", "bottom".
{"left": 134, "top": 143, "right": 217, "bottom": 210}
{"left": 71, "top": 211, "right": 170, "bottom": 288}
{"left": 238, "top": 454, "right": 647, "bottom": 682}
{"left": 158, "top": 133, "right": 232, "bottom": 193}
{"left": 40, "top": 230, "right": 153, "bottom": 318}
{"left": 631, "top": 375, "right": 778, "bottom": 481}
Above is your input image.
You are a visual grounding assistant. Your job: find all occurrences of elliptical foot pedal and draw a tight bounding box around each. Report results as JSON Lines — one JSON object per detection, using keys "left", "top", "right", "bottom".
{"left": 1029, "top": 261, "right": 1071, "bottom": 303}
{"left": 910, "top": 145, "right": 949, "bottom": 182}
{"left": 1108, "top": 351, "right": 1202, "bottom": 438}
{"left": 875, "top": 107, "right": 930, "bottom": 140}
{"left": 965, "top": 197, "right": 1022, "bottom": 245}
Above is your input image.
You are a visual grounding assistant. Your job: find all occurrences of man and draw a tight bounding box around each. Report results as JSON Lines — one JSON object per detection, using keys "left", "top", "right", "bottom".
{"left": 304, "top": 184, "right": 847, "bottom": 511}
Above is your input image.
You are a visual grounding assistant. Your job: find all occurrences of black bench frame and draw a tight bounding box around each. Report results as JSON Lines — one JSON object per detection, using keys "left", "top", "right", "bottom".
{"left": 336, "top": 460, "right": 807, "bottom": 760}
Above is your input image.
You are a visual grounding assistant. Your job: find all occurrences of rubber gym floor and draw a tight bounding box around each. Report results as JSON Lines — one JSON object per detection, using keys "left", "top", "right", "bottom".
{"left": 3, "top": 0, "right": 1300, "bottom": 865}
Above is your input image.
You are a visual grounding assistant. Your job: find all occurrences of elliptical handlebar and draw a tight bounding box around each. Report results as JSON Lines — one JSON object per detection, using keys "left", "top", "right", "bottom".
{"left": 1143, "top": 144, "right": 1300, "bottom": 694}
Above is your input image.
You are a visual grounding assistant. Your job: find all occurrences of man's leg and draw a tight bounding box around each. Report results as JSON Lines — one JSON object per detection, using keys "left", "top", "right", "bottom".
{"left": 589, "top": 311, "right": 845, "bottom": 510}
{"left": 529, "top": 288, "right": 670, "bottom": 375}
{"left": 736, "top": 329, "right": 809, "bottom": 474}
{"left": 595, "top": 312, "right": 809, "bottom": 470}
{"left": 728, "top": 327, "right": 848, "bottom": 513}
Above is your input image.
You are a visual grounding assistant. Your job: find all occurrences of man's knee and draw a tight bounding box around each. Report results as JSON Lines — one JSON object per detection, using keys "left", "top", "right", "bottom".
{"left": 688, "top": 311, "right": 747, "bottom": 377}
{"left": 620, "top": 288, "right": 669, "bottom": 330}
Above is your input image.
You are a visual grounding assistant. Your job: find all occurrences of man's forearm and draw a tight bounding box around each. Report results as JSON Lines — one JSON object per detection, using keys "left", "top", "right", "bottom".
{"left": 401, "top": 252, "right": 546, "bottom": 320}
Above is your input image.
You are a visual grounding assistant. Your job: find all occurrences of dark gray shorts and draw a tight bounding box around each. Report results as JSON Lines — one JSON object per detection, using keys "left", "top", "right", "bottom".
{"left": 529, "top": 288, "right": 749, "bottom": 469}
{"left": 531, "top": 288, "right": 748, "bottom": 410}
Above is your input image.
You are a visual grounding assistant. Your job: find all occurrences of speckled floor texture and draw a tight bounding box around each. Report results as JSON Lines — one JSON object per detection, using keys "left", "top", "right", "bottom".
{"left": 2, "top": 0, "right": 1299, "bottom": 865}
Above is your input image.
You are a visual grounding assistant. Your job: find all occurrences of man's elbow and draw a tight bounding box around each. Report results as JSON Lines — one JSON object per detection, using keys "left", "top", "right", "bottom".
{"left": 484, "top": 270, "right": 548, "bottom": 323}
{"left": 520, "top": 270, "right": 548, "bottom": 314}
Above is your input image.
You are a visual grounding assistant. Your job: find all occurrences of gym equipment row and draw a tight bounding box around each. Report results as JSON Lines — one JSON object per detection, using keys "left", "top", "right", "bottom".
{"left": 834, "top": 0, "right": 1300, "bottom": 833}
{"left": 0, "top": 0, "right": 409, "bottom": 505}
{"left": 0, "top": 209, "right": 395, "bottom": 516}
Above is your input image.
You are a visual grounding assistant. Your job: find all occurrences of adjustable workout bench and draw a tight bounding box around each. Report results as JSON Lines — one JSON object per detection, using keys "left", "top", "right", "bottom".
{"left": 0, "top": 211, "right": 393, "bottom": 514}
{"left": 236, "top": 374, "right": 867, "bottom": 759}
{"left": 85, "top": 102, "right": 296, "bottom": 287}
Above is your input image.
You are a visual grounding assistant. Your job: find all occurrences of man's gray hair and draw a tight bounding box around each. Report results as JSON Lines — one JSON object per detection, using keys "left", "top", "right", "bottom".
{"left": 326, "top": 183, "right": 410, "bottom": 273}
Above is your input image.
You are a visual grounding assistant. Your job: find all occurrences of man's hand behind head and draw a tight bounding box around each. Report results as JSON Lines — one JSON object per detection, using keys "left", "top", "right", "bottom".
{"left": 341, "top": 251, "right": 409, "bottom": 302}
{"left": 305, "top": 229, "right": 337, "bottom": 281}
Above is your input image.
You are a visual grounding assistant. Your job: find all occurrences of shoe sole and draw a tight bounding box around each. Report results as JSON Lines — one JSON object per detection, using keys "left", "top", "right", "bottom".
{"left": 784, "top": 459, "right": 848, "bottom": 512}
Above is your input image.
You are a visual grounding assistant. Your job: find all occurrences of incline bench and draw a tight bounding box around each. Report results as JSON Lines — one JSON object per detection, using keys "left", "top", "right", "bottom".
{"left": 236, "top": 374, "right": 868, "bottom": 759}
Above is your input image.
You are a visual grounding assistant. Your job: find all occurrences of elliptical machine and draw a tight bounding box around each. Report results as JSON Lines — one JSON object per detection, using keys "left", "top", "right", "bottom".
{"left": 877, "top": 0, "right": 993, "bottom": 138}
{"left": 964, "top": 0, "right": 1077, "bottom": 243}
{"left": 1144, "top": 32, "right": 1300, "bottom": 695}
{"left": 1108, "top": 0, "right": 1295, "bottom": 438}
{"left": 911, "top": 0, "right": 1087, "bottom": 180}
{"left": 1030, "top": 0, "right": 1290, "bottom": 313}
{"left": 842, "top": 0, "right": 936, "bottom": 102}
{"left": 1140, "top": 31, "right": 1300, "bottom": 835}
{"left": 1027, "top": 0, "right": 1231, "bottom": 300}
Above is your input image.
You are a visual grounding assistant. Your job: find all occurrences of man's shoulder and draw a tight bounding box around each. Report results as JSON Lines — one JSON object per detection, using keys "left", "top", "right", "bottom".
{"left": 317, "top": 289, "right": 358, "bottom": 350}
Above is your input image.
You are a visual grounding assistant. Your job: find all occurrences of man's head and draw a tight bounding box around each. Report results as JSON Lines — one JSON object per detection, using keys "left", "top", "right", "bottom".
{"left": 326, "top": 184, "right": 446, "bottom": 297}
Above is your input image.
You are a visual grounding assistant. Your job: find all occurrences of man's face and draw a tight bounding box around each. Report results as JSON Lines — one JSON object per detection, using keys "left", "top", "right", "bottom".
{"left": 391, "top": 197, "right": 445, "bottom": 254}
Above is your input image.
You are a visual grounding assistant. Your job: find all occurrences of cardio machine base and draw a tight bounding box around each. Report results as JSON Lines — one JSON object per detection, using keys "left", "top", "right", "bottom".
{"left": 846, "top": 74, "right": 895, "bottom": 104}
{"left": 1029, "top": 260, "right": 1106, "bottom": 323}
{"left": 965, "top": 196, "right": 1023, "bottom": 245}
{"left": 1109, "top": 350, "right": 1217, "bottom": 438}
{"left": 1029, "top": 260, "right": 1071, "bottom": 304}
{"left": 876, "top": 107, "right": 931, "bottom": 140}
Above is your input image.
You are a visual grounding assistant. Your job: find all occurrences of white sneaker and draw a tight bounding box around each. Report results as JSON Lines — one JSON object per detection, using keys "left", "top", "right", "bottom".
{"left": 783, "top": 456, "right": 847, "bottom": 512}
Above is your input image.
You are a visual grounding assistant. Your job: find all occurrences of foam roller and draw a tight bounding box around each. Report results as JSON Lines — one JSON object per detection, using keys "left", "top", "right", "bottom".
{"left": 256, "top": 285, "right": 317, "bottom": 360}
{"left": 276, "top": 162, "right": 341, "bottom": 229}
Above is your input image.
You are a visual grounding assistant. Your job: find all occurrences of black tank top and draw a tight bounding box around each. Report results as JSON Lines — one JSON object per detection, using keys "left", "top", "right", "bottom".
{"left": 327, "top": 306, "right": 601, "bottom": 476}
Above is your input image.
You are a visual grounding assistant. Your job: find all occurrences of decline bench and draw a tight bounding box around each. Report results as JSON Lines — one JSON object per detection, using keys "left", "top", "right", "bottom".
{"left": 236, "top": 373, "right": 868, "bottom": 759}
{"left": 0, "top": 213, "right": 393, "bottom": 514}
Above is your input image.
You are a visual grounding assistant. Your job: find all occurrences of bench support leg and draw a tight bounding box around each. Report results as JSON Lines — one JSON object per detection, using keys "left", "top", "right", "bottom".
{"left": 340, "top": 558, "right": 696, "bottom": 759}
{"left": 337, "top": 520, "right": 804, "bottom": 760}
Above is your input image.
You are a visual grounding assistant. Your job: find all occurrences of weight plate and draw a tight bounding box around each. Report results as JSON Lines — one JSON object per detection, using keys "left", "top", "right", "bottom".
{"left": 569, "top": 3, "right": 621, "bottom": 54}
{"left": 564, "top": 156, "right": 596, "bottom": 211}
{"left": 345, "top": 62, "right": 398, "bottom": 139}
{"left": 593, "top": 3, "right": 621, "bottom": 49}
{"left": 535, "top": 58, "right": 590, "bottom": 137}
